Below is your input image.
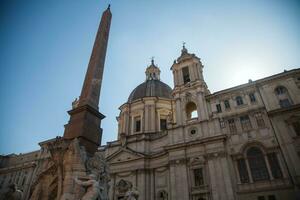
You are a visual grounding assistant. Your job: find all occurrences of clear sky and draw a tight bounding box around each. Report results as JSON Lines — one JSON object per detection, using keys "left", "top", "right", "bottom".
{"left": 1, "top": 0, "right": 300, "bottom": 155}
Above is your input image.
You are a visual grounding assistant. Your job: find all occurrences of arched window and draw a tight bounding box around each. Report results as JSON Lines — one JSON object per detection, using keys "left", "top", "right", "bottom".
{"left": 275, "top": 86, "right": 286, "bottom": 95}
{"left": 247, "top": 147, "right": 269, "bottom": 181}
{"left": 274, "top": 86, "right": 292, "bottom": 108}
{"left": 186, "top": 102, "right": 198, "bottom": 120}
{"left": 236, "top": 96, "right": 244, "bottom": 106}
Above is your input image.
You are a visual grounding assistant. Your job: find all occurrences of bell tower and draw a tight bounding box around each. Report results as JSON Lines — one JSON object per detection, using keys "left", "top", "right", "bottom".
{"left": 63, "top": 5, "right": 112, "bottom": 154}
{"left": 171, "top": 44, "right": 210, "bottom": 125}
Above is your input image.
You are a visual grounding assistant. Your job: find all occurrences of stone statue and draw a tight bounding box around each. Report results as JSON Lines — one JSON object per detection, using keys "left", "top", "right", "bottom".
{"left": 72, "top": 98, "right": 79, "bottom": 109}
{"left": 124, "top": 188, "right": 139, "bottom": 200}
{"left": 74, "top": 174, "right": 103, "bottom": 200}
{"left": 3, "top": 184, "right": 23, "bottom": 200}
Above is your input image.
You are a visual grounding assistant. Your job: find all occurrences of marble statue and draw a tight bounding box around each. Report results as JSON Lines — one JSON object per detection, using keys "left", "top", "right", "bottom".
{"left": 74, "top": 174, "right": 103, "bottom": 200}
{"left": 124, "top": 188, "right": 139, "bottom": 200}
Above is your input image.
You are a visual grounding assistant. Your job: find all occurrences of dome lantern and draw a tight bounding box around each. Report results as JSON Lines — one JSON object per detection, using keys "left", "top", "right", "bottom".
{"left": 145, "top": 57, "right": 161, "bottom": 81}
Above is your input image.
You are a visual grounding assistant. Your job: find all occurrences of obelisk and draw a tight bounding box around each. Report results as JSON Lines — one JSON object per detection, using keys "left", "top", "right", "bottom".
{"left": 63, "top": 5, "right": 112, "bottom": 154}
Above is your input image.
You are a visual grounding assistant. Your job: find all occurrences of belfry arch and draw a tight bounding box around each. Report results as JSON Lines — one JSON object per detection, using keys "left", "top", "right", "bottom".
{"left": 185, "top": 101, "right": 198, "bottom": 120}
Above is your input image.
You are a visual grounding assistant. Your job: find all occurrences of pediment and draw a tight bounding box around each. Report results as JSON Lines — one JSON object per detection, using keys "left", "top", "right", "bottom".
{"left": 106, "top": 147, "right": 145, "bottom": 163}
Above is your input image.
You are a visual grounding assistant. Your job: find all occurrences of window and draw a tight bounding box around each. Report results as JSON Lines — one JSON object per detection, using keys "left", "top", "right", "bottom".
{"left": 194, "top": 168, "right": 204, "bottom": 186}
{"left": 158, "top": 190, "right": 168, "bottom": 200}
{"left": 249, "top": 93, "right": 256, "bottom": 102}
{"left": 219, "top": 119, "right": 226, "bottom": 129}
{"left": 236, "top": 96, "right": 244, "bottom": 106}
{"left": 160, "top": 119, "right": 167, "bottom": 131}
{"left": 275, "top": 86, "right": 286, "bottom": 95}
{"left": 275, "top": 86, "right": 292, "bottom": 108}
{"left": 267, "top": 153, "right": 282, "bottom": 179}
{"left": 268, "top": 195, "right": 276, "bottom": 200}
{"left": 292, "top": 121, "right": 300, "bottom": 136}
{"left": 228, "top": 119, "right": 237, "bottom": 133}
{"left": 240, "top": 115, "right": 252, "bottom": 131}
{"left": 186, "top": 102, "right": 198, "bottom": 120}
{"left": 190, "top": 128, "right": 197, "bottom": 135}
{"left": 224, "top": 100, "right": 230, "bottom": 109}
{"left": 254, "top": 113, "right": 265, "bottom": 128}
{"left": 216, "top": 104, "right": 222, "bottom": 113}
{"left": 247, "top": 147, "right": 269, "bottom": 181}
{"left": 182, "top": 66, "right": 190, "bottom": 84}
{"left": 134, "top": 117, "right": 141, "bottom": 132}
{"left": 279, "top": 99, "right": 291, "bottom": 108}
{"left": 237, "top": 158, "right": 249, "bottom": 183}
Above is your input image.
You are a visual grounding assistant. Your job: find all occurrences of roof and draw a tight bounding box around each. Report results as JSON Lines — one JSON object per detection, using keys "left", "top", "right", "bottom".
{"left": 128, "top": 80, "right": 173, "bottom": 103}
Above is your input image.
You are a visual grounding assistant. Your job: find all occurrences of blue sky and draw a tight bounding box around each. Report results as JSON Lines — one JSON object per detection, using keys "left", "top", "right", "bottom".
{"left": 1, "top": 0, "right": 300, "bottom": 154}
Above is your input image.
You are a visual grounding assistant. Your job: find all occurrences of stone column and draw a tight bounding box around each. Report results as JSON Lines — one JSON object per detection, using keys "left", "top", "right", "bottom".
{"left": 124, "top": 111, "right": 129, "bottom": 134}
{"left": 220, "top": 157, "right": 235, "bottom": 200}
{"left": 145, "top": 105, "right": 149, "bottom": 132}
{"left": 264, "top": 154, "right": 274, "bottom": 180}
{"left": 197, "top": 92, "right": 206, "bottom": 121}
{"left": 245, "top": 159, "right": 254, "bottom": 183}
{"left": 277, "top": 152, "right": 288, "bottom": 178}
{"left": 177, "top": 162, "right": 189, "bottom": 200}
{"left": 175, "top": 97, "right": 182, "bottom": 126}
{"left": 169, "top": 163, "right": 177, "bottom": 199}
{"left": 233, "top": 159, "right": 241, "bottom": 184}
{"left": 137, "top": 169, "right": 145, "bottom": 199}
{"left": 208, "top": 159, "right": 219, "bottom": 200}
{"left": 150, "top": 105, "right": 156, "bottom": 131}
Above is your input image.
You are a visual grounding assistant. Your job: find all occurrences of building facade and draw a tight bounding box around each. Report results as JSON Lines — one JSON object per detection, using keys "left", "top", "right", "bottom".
{"left": 102, "top": 46, "right": 300, "bottom": 200}
{"left": 1, "top": 8, "right": 300, "bottom": 200}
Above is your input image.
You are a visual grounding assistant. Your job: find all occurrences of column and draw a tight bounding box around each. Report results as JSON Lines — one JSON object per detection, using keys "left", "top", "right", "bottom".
{"left": 175, "top": 98, "right": 182, "bottom": 126}
{"left": 169, "top": 163, "right": 177, "bottom": 200}
{"left": 245, "top": 159, "right": 253, "bottom": 183}
{"left": 264, "top": 154, "right": 274, "bottom": 180}
{"left": 145, "top": 105, "right": 149, "bottom": 132}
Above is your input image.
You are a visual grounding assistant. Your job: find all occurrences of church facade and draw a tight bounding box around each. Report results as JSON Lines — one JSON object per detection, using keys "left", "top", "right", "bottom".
{"left": 101, "top": 46, "right": 300, "bottom": 200}
{"left": 1, "top": 5, "right": 300, "bottom": 200}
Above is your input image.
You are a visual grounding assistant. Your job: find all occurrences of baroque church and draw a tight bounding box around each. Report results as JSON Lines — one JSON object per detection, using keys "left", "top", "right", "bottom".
{"left": 1, "top": 5, "right": 300, "bottom": 200}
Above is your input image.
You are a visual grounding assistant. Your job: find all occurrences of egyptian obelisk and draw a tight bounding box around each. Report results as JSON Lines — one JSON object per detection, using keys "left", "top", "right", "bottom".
{"left": 64, "top": 5, "right": 112, "bottom": 154}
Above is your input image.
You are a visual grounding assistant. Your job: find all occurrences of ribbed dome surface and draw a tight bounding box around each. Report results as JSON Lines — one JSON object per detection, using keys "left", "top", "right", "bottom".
{"left": 128, "top": 80, "right": 172, "bottom": 103}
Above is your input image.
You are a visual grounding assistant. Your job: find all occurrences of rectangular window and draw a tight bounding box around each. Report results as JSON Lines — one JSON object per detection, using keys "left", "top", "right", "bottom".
{"left": 224, "top": 100, "right": 230, "bottom": 109}
{"left": 292, "top": 121, "right": 300, "bottom": 136}
{"left": 279, "top": 99, "right": 291, "bottom": 108}
{"left": 160, "top": 119, "right": 167, "bottom": 131}
{"left": 182, "top": 66, "right": 190, "bottom": 84}
{"left": 134, "top": 117, "right": 141, "bottom": 132}
{"left": 268, "top": 195, "right": 276, "bottom": 200}
{"left": 236, "top": 96, "right": 244, "bottom": 106}
{"left": 267, "top": 153, "right": 283, "bottom": 179}
{"left": 237, "top": 158, "right": 249, "bottom": 183}
{"left": 193, "top": 168, "right": 204, "bottom": 186}
{"left": 255, "top": 113, "right": 265, "bottom": 128}
{"left": 240, "top": 115, "right": 252, "bottom": 131}
{"left": 257, "top": 196, "right": 265, "bottom": 200}
{"left": 219, "top": 119, "right": 226, "bottom": 129}
{"left": 228, "top": 119, "right": 237, "bottom": 133}
{"left": 216, "top": 104, "right": 222, "bottom": 113}
{"left": 249, "top": 93, "right": 256, "bottom": 102}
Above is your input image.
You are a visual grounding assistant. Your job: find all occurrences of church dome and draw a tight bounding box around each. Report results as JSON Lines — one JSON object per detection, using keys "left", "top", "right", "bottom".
{"left": 128, "top": 79, "right": 173, "bottom": 103}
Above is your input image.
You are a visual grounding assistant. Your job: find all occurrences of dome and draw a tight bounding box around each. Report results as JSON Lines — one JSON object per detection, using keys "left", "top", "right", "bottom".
{"left": 128, "top": 80, "right": 173, "bottom": 103}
